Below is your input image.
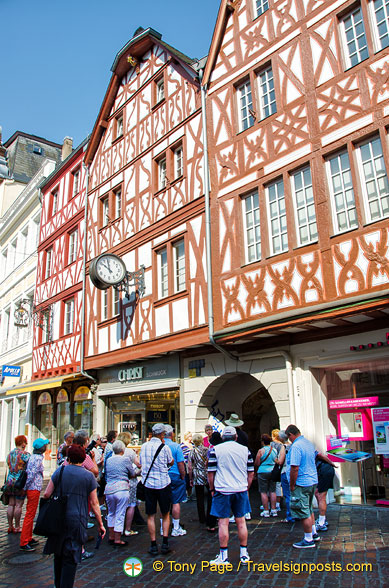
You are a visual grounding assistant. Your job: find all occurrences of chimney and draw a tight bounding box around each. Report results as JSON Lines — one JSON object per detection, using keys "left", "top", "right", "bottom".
{"left": 0, "top": 126, "right": 5, "bottom": 158}
{"left": 62, "top": 136, "right": 73, "bottom": 161}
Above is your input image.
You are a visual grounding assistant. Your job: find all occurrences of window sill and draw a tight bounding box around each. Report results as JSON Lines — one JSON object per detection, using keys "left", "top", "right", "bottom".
{"left": 154, "top": 289, "right": 188, "bottom": 307}
{"left": 98, "top": 217, "right": 122, "bottom": 232}
{"left": 152, "top": 98, "right": 166, "bottom": 111}
{"left": 112, "top": 135, "right": 123, "bottom": 146}
{"left": 98, "top": 315, "right": 120, "bottom": 327}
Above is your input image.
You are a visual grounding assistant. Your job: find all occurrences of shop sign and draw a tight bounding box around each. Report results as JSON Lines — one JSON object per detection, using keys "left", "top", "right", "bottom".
{"left": 118, "top": 367, "right": 144, "bottom": 382}
{"left": 37, "top": 391, "right": 52, "bottom": 405}
{"left": 74, "top": 386, "right": 91, "bottom": 401}
{"left": 57, "top": 388, "right": 69, "bottom": 403}
{"left": 329, "top": 396, "right": 379, "bottom": 410}
{"left": 1, "top": 365, "right": 21, "bottom": 378}
{"left": 372, "top": 407, "right": 389, "bottom": 455}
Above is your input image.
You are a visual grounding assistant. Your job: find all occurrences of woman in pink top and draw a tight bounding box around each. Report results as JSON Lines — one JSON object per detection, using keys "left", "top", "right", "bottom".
{"left": 203, "top": 425, "right": 213, "bottom": 448}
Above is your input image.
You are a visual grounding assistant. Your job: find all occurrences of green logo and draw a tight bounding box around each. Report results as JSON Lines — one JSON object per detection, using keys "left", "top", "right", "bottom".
{"left": 123, "top": 556, "right": 143, "bottom": 577}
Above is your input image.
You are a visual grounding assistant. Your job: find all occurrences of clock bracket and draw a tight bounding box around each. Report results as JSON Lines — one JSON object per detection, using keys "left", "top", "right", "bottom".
{"left": 114, "top": 265, "right": 146, "bottom": 298}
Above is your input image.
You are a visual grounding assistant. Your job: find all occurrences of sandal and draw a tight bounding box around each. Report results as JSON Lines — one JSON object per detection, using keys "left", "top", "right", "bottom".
{"left": 7, "top": 527, "right": 15, "bottom": 534}
{"left": 13, "top": 528, "right": 22, "bottom": 533}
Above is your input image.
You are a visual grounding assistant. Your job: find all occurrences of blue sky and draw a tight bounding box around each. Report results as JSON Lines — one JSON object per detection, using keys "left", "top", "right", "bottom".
{"left": 1, "top": 0, "right": 220, "bottom": 148}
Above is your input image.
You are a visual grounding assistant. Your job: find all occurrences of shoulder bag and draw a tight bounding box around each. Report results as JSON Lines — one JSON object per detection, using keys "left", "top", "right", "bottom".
{"left": 33, "top": 466, "right": 67, "bottom": 537}
{"left": 136, "top": 443, "right": 164, "bottom": 501}
{"left": 13, "top": 469, "right": 28, "bottom": 491}
{"left": 0, "top": 472, "right": 8, "bottom": 506}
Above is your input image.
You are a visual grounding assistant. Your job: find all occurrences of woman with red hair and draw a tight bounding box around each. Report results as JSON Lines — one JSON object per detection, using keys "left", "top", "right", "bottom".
{"left": 4, "top": 435, "right": 30, "bottom": 533}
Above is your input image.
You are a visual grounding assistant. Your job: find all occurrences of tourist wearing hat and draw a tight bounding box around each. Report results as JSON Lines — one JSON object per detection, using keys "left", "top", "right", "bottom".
{"left": 225, "top": 414, "right": 249, "bottom": 448}
{"left": 139, "top": 423, "right": 174, "bottom": 556}
{"left": 20, "top": 438, "right": 50, "bottom": 551}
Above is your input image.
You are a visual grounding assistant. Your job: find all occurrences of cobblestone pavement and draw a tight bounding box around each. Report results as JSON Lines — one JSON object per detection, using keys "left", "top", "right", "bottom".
{"left": 0, "top": 491, "right": 388, "bottom": 588}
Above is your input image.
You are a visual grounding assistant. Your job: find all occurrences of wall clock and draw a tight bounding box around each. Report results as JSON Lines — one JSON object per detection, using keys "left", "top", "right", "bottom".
{"left": 89, "top": 253, "right": 127, "bottom": 289}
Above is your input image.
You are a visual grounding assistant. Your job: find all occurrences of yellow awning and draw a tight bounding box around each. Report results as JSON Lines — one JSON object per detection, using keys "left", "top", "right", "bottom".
{"left": 5, "top": 376, "right": 64, "bottom": 395}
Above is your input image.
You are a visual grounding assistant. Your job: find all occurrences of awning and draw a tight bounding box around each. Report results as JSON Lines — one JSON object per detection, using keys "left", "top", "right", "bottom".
{"left": 1, "top": 372, "right": 92, "bottom": 397}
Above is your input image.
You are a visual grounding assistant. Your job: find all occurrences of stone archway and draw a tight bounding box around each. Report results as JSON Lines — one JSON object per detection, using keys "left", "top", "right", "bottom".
{"left": 242, "top": 387, "right": 279, "bottom": 455}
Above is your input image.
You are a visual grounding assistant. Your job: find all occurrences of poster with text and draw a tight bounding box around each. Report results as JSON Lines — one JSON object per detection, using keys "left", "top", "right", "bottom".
{"left": 372, "top": 407, "right": 389, "bottom": 455}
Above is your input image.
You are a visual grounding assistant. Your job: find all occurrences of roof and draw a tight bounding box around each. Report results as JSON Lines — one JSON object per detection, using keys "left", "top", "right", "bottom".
{"left": 3, "top": 132, "right": 62, "bottom": 184}
{"left": 85, "top": 27, "right": 200, "bottom": 166}
{"left": 39, "top": 136, "right": 89, "bottom": 193}
{"left": 4, "top": 130, "right": 62, "bottom": 149}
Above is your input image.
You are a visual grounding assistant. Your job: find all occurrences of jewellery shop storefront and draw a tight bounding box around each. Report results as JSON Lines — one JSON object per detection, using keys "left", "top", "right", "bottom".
{"left": 96, "top": 356, "right": 181, "bottom": 445}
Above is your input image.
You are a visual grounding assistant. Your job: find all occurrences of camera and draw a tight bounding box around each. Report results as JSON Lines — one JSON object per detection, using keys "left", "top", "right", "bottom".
{"left": 85, "top": 440, "right": 97, "bottom": 455}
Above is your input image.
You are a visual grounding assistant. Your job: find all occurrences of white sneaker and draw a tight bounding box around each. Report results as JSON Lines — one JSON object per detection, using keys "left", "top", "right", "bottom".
{"left": 260, "top": 510, "right": 270, "bottom": 517}
{"left": 245, "top": 512, "right": 251, "bottom": 520}
{"left": 229, "top": 516, "right": 235, "bottom": 523}
{"left": 240, "top": 554, "right": 250, "bottom": 565}
{"left": 209, "top": 554, "right": 230, "bottom": 566}
{"left": 270, "top": 510, "right": 278, "bottom": 517}
{"left": 171, "top": 526, "right": 187, "bottom": 536}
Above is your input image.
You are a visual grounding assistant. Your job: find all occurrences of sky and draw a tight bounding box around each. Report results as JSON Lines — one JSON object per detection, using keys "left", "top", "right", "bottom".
{"left": 1, "top": 0, "right": 220, "bottom": 148}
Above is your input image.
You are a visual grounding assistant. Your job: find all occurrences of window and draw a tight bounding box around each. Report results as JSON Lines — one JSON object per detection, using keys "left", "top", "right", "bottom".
{"left": 3, "top": 308, "right": 10, "bottom": 341}
{"left": 102, "top": 290, "right": 108, "bottom": 321}
{"left": 326, "top": 151, "right": 358, "bottom": 233}
{"left": 113, "top": 289, "right": 120, "bottom": 316}
{"left": 42, "top": 309, "right": 51, "bottom": 344}
{"left": 258, "top": 66, "right": 276, "bottom": 119}
{"left": 72, "top": 169, "right": 80, "bottom": 197}
{"left": 254, "top": 0, "right": 269, "bottom": 18}
{"left": 20, "top": 226, "right": 29, "bottom": 259}
{"left": 173, "top": 239, "right": 186, "bottom": 292}
{"left": 33, "top": 145, "right": 42, "bottom": 155}
{"left": 156, "top": 77, "right": 165, "bottom": 103}
{"left": 68, "top": 229, "right": 78, "bottom": 264}
{"left": 9, "top": 240, "right": 17, "bottom": 270}
{"left": 64, "top": 298, "right": 74, "bottom": 335}
{"left": 291, "top": 166, "right": 318, "bottom": 245}
{"left": 114, "top": 188, "right": 122, "bottom": 219}
{"left": 115, "top": 115, "right": 123, "bottom": 139}
{"left": 370, "top": 0, "right": 389, "bottom": 50}
{"left": 158, "top": 157, "right": 167, "bottom": 190}
{"left": 357, "top": 136, "right": 389, "bottom": 221}
{"left": 174, "top": 146, "right": 183, "bottom": 179}
{"left": 45, "top": 248, "right": 53, "bottom": 279}
{"left": 340, "top": 7, "right": 369, "bottom": 68}
{"left": 237, "top": 80, "right": 254, "bottom": 131}
{"left": 1, "top": 248, "right": 8, "bottom": 276}
{"left": 50, "top": 189, "right": 58, "bottom": 217}
{"left": 158, "top": 247, "right": 169, "bottom": 298}
{"left": 266, "top": 179, "right": 288, "bottom": 255}
{"left": 242, "top": 191, "right": 261, "bottom": 263}
{"left": 102, "top": 197, "right": 109, "bottom": 227}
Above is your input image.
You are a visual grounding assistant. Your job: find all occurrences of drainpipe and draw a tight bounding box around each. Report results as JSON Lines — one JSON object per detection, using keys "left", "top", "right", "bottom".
{"left": 80, "top": 163, "right": 96, "bottom": 383}
{"left": 239, "top": 350, "right": 296, "bottom": 423}
{"left": 199, "top": 69, "right": 237, "bottom": 363}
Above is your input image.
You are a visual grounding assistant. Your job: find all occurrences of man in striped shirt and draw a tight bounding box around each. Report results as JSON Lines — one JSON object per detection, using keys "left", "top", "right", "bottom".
{"left": 207, "top": 426, "right": 254, "bottom": 567}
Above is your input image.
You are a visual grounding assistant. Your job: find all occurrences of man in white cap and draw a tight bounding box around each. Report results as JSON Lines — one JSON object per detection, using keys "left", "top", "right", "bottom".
{"left": 140, "top": 423, "right": 174, "bottom": 556}
{"left": 207, "top": 426, "right": 254, "bottom": 566}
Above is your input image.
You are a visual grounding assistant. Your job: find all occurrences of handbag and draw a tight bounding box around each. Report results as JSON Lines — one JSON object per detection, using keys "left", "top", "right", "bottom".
{"left": 0, "top": 472, "right": 8, "bottom": 506}
{"left": 33, "top": 466, "right": 67, "bottom": 537}
{"left": 136, "top": 443, "right": 164, "bottom": 501}
{"left": 13, "top": 469, "right": 28, "bottom": 491}
{"left": 270, "top": 463, "right": 282, "bottom": 482}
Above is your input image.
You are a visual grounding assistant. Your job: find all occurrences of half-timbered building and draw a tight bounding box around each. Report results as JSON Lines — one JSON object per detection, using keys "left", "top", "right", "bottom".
{"left": 32, "top": 139, "right": 94, "bottom": 452}
{"left": 84, "top": 28, "right": 208, "bottom": 440}
{"left": 181, "top": 0, "right": 389, "bottom": 501}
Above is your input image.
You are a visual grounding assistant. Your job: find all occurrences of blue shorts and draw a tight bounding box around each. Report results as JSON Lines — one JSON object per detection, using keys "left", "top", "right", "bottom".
{"left": 169, "top": 474, "right": 187, "bottom": 504}
{"left": 210, "top": 490, "right": 251, "bottom": 519}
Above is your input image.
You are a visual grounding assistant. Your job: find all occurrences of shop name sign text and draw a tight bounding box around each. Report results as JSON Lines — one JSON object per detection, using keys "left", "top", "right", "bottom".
{"left": 118, "top": 367, "right": 144, "bottom": 382}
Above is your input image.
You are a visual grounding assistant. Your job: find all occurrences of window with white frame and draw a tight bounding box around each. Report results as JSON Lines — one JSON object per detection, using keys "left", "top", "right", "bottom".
{"left": 254, "top": 0, "right": 269, "bottom": 18}
{"left": 20, "top": 226, "right": 29, "bottom": 260}
{"left": 45, "top": 247, "right": 53, "bottom": 279}
{"left": 51, "top": 189, "right": 58, "bottom": 216}
{"left": 102, "top": 197, "right": 109, "bottom": 226}
{"left": 174, "top": 146, "right": 183, "bottom": 179}
{"left": 113, "top": 289, "right": 120, "bottom": 316}
{"left": 258, "top": 66, "right": 276, "bottom": 119}
{"left": 158, "top": 247, "right": 169, "bottom": 298}
{"left": 4, "top": 308, "right": 10, "bottom": 342}
{"left": 72, "top": 169, "right": 80, "bottom": 197}
{"left": 2, "top": 248, "right": 8, "bottom": 276}
{"left": 158, "top": 157, "right": 167, "bottom": 190}
{"left": 340, "top": 7, "right": 369, "bottom": 68}
{"left": 102, "top": 290, "right": 108, "bottom": 321}
{"left": 116, "top": 115, "right": 123, "bottom": 139}
{"left": 237, "top": 80, "right": 254, "bottom": 131}
{"left": 370, "top": 0, "right": 389, "bottom": 50}
{"left": 68, "top": 229, "right": 78, "bottom": 264}
{"left": 42, "top": 309, "right": 51, "bottom": 343}
{"left": 357, "top": 136, "right": 389, "bottom": 221}
{"left": 242, "top": 191, "right": 261, "bottom": 263}
{"left": 114, "top": 188, "right": 122, "bottom": 218}
{"left": 291, "top": 166, "right": 318, "bottom": 245}
{"left": 9, "top": 240, "right": 17, "bottom": 270}
{"left": 173, "top": 239, "right": 186, "bottom": 293}
{"left": 156, "top": 77, "right": 165, "bottom": 103}
{"left": 266, "top": 179, "right": 288, "bottom": 255}
{"left": 326, "top": 151, "right": 358, "bottom": 233}
{"left": 64, "top": 298, "right": 74, "bottom": 335}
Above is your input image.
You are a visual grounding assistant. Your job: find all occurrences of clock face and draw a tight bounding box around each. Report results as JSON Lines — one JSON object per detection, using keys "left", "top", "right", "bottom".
{"left": 91, "top": 254, "right": 126, "bottom": 288}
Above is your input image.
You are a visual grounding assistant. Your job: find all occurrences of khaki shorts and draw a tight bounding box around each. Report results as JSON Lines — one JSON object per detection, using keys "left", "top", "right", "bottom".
{"left": 290, "top": 485, "right": 316, "bottom": 519}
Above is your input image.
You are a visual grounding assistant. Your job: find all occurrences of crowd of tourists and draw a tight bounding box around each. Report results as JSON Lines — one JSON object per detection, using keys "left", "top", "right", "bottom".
{"left": 1, "top": 415, "right": 337, "bottom": 587}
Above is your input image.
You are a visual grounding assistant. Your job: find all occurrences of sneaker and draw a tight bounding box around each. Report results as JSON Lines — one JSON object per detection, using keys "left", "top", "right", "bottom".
{"left": 124, "top": 530, "right": 139, "bottom": 536}
{"left": 312, "top": 533, "right": 321, "bottom": 542}
{"left": 100, "top": 504, "right": 107, "bottom": 511}
{"left": 81, "top": 551, "right": 95, "bottom": 561}
{"left": 270, "top": 510, "right": 278, "bottom": 517}
{"left": 293, "top": 539, "right": 316, "bottom": 549}
{"left": 28, "top": 539, "right": 39, "bottom": 546}
{"left": 276, "top": 505, "right": 281, "bottom": 512}
{"left": 171, "top": 526, "right": 187, "bottom": 536}
{"left": 260, "top": 511, "right": 270, "bottom": 517}
{"left": 229, "top": 516, "right": 235, "bottom": 523}
{"left": 148, "top": 545, "right": 159, "bottom": 556}
{"left": 181, "top": 497, "right": 189, "bottom": 503}
{"left": 161, "top": 543, "right": 171, "bottom": 554}
{"left": 245, "top": 512, "right": 251, "bottom": 520}
{"left": 89, "top": 511, "right": 96, "bottom": 518}
{"left": 20, "top": 544, "right": 35, "bottom": 552}
{"left": 316, "top": 522, "right": 328, "bottom": 532}
{"left": 209, "top": 554, "right": 230, "bottom": 566}
{"left": 240, "top": 554, "right": 250, "bottom": 565}
{"left": 87, "top": 522, "right": 94, "bottom": 529}
{"left": 260, "top": 505, "right": 264, "bottom": 511}
{"left": 316, "top": 518, "right": 328, "bottom": 528}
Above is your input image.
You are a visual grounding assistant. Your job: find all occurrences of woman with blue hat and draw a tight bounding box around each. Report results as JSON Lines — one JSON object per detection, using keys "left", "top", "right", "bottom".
{"left": 20, "top": 438, "right": 50, "bottom": 552}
